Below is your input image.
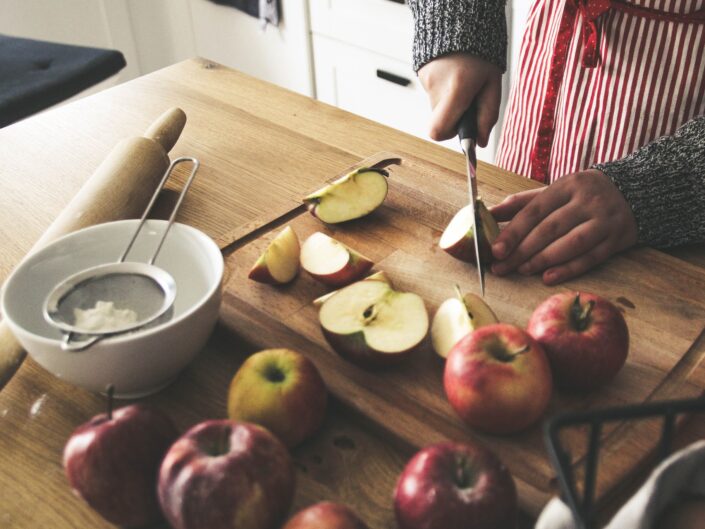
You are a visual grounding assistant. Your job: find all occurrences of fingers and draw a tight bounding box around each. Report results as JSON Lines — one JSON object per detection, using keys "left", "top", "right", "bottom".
{"left": 474, "top": 76, "right": 501, "bottom": 147}
{"left": 429, "top": 82, "right": 477, "bottom": 141}
{"left": 542, "top": 239, "right": 615, "bottom": 285}
{"left": 490, "top": 189, "right": 543, "bottom": 222}
{"left": 515, "top": 220, "right": 607, "bottom": 276}
{"left": 491, "top": 185, "right": 571, "bottom": 261}
{"left": 492, "top": 207, "right": 593, "bottom": 275}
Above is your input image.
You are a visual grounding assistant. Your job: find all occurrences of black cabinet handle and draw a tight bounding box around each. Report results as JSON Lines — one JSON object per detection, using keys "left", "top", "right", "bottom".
{"left": 386, "top": 0, "right": 406, "bottom": 4}
{"left": 376, "top": 69, "right": 411, "bottom": 87}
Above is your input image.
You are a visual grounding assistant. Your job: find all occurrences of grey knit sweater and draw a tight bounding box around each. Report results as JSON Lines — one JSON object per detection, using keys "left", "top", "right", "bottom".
{"left": 409, "top": 0, "right": 705, "bottom": 248}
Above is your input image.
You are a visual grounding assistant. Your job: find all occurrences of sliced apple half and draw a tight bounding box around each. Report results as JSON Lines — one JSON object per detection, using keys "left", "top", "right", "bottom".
{"left": 300, "top": 232, "right": 374, "bottom": 287}
{"left": 248, "top": 225, "right": 300, "bottom": 285}
{"left": 431, "top": 286, "right": 499, "bottom": 358}
{"left": 303, "top": 158, "right": 401, "bottom": 223}
{"left": 312, "top": 270, "right": 391, "bottom": 308}
{"left": 439, "top": 199, "right": 500, "bottom": 265}
{"left": 319, "top": 279, "right": 428, "bottom": 368}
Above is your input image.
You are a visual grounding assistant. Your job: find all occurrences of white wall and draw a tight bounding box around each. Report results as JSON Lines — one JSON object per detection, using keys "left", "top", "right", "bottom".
{"left": 125, "top": 0, "right": 196, "bottom": 75}
{"left": 185, "top": 0, "right": 314, "bottom": 96}
{"left": 0, "top": 0, "right": 141, "bottom": 82}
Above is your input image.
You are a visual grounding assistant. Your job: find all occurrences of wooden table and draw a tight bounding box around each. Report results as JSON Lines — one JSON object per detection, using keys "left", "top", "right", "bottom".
{"left": 0, "top": 58, "right": 703, "bottom": 528}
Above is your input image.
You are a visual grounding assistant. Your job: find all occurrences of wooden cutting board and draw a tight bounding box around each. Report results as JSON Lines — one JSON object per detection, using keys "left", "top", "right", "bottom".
{"left": 219, "top": 152, "right": 705, "bottom": 515}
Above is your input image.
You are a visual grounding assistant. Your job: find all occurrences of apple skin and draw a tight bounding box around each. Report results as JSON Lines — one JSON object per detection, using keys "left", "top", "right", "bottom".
{"left": 283, "top": 502, "right": 369, "bottom": 529}
{"left": 227, "top": 348, "right": 328, "bottom": 448}
{"left": 321, "top": 327, "right": 416, "bottom": 369}
{"left": 442, "top": 232, "right": 493, "bottom": 266}
{"left": 440, "top": 201, "right": 499, "bottom": 266}
{"left": 527, "top": 292, "right": 629, "bottom": 392}
{"left": 62, "top": 404, "right": 179, "bottom": 528}
{"left": 248, "top": 226, "right": 300, "bottom": 285}
{"left": 303, "top": 157, "right": 401, "bottom": 223}
{"left": 305, "top": 252, "right": 373, "bottom": 288}
{"left": 158, "top": 420, "right": 295, "bottom": 529}
{"left": 444, "top": 323, "right": 552, "bottom": 434}
{"left": 394, "top": 442, "right": 517, "bottom": 529}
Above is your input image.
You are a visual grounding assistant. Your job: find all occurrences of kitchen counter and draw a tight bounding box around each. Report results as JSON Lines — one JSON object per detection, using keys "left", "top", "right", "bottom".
{"left": 0, "top": 58, "right": 703, "bottom": 528}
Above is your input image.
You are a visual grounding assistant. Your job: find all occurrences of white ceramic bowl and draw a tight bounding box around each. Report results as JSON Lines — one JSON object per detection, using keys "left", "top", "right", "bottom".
{"left": 1, "top": 219, "right": 223, "bottom": 398}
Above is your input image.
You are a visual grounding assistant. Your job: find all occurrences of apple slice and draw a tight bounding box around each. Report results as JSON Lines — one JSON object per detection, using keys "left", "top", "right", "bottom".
{"left": 248, "top": 226, "right": 301, "bottom": 284}
{"left": 431, "top": 286, "right": 499, "bottom": 358}
{"left": 300, "top": 232, "right": 373, "bottom": 287}
{"left": 319, "top": 279, "right": 428, "bottom": 368}
{"left": 303, "top": 158, "right": 401, "bottom": 223}
{"left": 439, "top": 199, "right": 500, "bottom": 265}
{"left": 312, "top": 270, "right": 392, "bottom": 308}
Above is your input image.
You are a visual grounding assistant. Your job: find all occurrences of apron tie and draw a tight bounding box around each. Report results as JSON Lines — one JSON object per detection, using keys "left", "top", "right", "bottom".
{"left": 529, "top": 0, "right": 705, "bottom": 183}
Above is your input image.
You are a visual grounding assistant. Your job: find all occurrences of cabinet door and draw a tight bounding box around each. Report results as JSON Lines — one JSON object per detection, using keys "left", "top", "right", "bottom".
{"left": 313, "top": 35, "right": 509, "bottom": 160}
{"left": 309, "top": 0, "right": 414, "bottom": 64}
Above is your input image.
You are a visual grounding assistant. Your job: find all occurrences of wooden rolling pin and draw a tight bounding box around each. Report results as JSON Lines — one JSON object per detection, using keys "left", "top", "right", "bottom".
{"left": 0, "top": 107, "right": 187, "bottom": 389}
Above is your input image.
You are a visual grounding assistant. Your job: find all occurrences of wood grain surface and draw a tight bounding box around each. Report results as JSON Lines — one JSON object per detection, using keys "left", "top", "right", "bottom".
{"left": 219, "top": 152, "right": 705, "bottom": 515}
{"left": 0, "top": 59, "right": 703, "bottom": 528}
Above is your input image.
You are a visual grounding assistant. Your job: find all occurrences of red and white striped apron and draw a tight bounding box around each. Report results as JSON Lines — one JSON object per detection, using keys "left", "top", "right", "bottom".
{"left": 496, "top": 0, "right": 705, "bottom": 184}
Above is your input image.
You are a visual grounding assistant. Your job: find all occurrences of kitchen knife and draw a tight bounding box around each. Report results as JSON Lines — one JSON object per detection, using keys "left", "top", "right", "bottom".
{"left": 457, "top": 104, "right": 485, "bottom": 297}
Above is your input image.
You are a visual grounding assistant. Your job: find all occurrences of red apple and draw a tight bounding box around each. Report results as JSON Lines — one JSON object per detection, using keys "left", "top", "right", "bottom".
{"left": 227, "top": 348, "right": 327, "bottom": 448}
{"left": 158, "top": 420, "right": 295, "bottom": 529}
{"left": 283, "top": 502, "right": 369, "bottom": 529}
{"left": 394, "top": 442, "right": 517, "bottom": 529}
{"left": 248, "top": 225, "right": 300, "bottom": 285}
{"left": 318, "top": 279, "right": 429, "bottom": 369}
{"left": 439, "top": 200, "right": 499, "bottom": 265}
{"left": 431, "top": 285, "right": 499, "bottom": 358}
{"left": 63, "top": 393, "right": 178, "bottom": 528}
{"left": 527, "top": 291, "right": 629, "bottom": 391}
{"left": 303, "top": 158, "right": 400, "bottom": 224}
{"left": 300, "top": 232, "right": 374, "bottom": 287}
{"left": 444, "top": 323, "right": 552, "bottom": 434}
{"left": 312, "top": 270, "right": 391, "bottom": 308}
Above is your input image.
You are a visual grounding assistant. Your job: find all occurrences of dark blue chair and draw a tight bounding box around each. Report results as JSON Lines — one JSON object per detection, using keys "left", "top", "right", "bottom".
{"left": 0, "top": 35, "right": 126, "bottom": 127}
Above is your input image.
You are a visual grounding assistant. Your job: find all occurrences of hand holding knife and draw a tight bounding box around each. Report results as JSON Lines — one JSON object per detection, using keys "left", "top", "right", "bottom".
{"left": 457, "top": 104, "right": 486, "bottom": 297}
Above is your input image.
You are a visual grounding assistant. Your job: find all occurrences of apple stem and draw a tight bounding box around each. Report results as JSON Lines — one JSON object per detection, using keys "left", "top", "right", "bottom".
{"left": 106, "top": 384, "right": 115, "bottom": 420}
{"left": 571, "top": 294, "right": 595, "bottom": 332}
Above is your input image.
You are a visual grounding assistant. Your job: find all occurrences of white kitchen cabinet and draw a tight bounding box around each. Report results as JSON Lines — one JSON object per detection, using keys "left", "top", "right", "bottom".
{"left": 186, "top": 0, "right": 314, "bottom": 96}
{"left": 308, "top": 0, "right": 522, "bottom": 162}
{"left": 313, "top": 34, "right": 458, "bottom": 150}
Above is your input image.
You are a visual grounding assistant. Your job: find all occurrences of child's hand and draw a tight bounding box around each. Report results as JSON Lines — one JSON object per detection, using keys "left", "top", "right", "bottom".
{"left": 418, "top": 53, "right": 502, "bottom": 146}
{"left": 489, "top": 169, "right": 639, "bottom": 284}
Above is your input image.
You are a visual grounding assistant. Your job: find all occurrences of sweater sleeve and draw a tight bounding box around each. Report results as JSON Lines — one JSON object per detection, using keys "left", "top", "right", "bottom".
{"left": 594, "top": 115, "right": 705, "bottom": 249}
{"left": 408, "top": 0, "right": 508, "bottom": 73}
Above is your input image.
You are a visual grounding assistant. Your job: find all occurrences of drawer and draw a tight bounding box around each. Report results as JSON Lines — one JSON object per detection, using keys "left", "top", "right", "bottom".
{"left": 313, "top": 36, "right": 509, "bottom": 158}
{"left": 309, "top": 0, "right": 414, "bottom": 63}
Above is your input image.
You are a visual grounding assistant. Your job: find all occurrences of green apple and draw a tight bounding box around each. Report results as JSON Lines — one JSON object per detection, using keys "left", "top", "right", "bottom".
{"left": 300, "top": 232, "right": 374, "bottom": 287}
{"left": 319, "top": 279, "right": 428, "bottom": 369}
{"left": 248, "top": 226, "right": 300, "bottom": 285}
{"left": 431, "top": 286, "right": 499, "bottom": 359}
{"left": 439, "top": 199, "right": 499, "bottom": 265}
{"left": 227, "top": 348, "right": 327, "bottom": 448}
{"left": 303, "top": 158, "right": 401, "bottom": 223}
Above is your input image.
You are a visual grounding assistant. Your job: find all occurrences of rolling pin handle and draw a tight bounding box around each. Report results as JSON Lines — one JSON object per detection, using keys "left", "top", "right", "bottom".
{"left": 143, "top": 107, "right": 187, "bottom": 154}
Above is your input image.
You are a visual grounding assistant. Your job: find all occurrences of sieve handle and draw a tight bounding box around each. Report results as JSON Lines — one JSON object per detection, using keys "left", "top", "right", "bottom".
{"left": 118, "top": 157, "right": 200, "bottom": 265}
{"left": 61, "top": 333, "right": 103, "bottom": 352}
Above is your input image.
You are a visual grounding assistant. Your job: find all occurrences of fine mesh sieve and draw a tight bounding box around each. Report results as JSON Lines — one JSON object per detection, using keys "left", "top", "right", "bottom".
{"left": 43, "top": 157, "right": 199, "bottom": 351}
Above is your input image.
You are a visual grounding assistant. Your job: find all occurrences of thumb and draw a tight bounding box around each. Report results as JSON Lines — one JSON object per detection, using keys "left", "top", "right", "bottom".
{"left": 490, "top": 188, "right": 542, "bottom": 222}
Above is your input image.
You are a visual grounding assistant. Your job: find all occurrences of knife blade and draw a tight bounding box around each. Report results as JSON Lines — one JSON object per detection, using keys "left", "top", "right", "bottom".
{"left": 457, "top": 104, "right": 486, "bottom": 297}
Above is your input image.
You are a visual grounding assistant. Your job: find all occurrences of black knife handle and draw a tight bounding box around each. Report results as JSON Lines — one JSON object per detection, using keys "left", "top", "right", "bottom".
{"left": 457, "top": 103, "right": 478, "bottom": 142}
